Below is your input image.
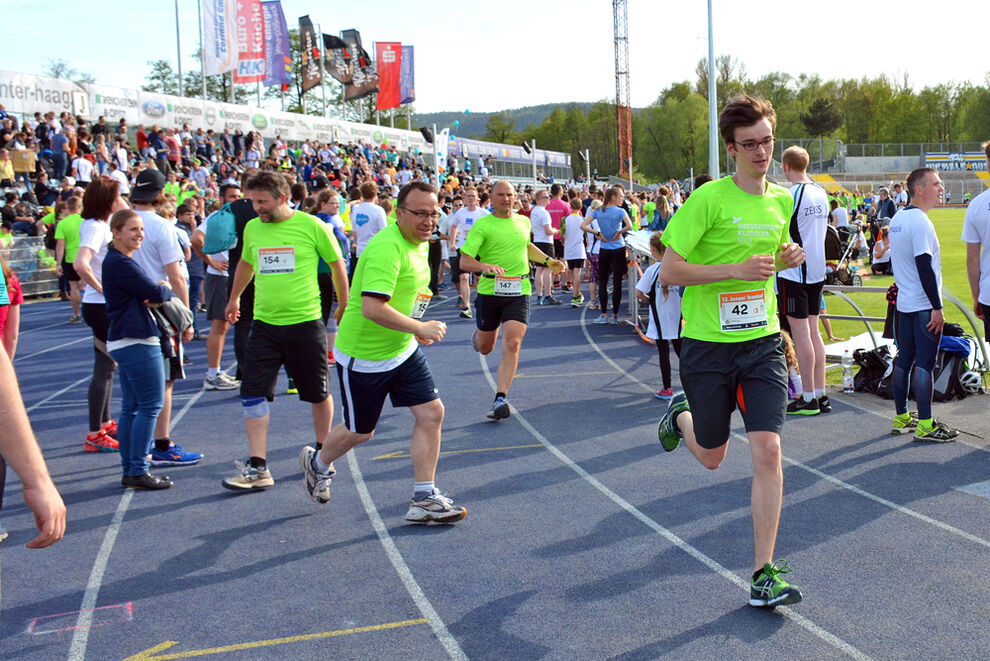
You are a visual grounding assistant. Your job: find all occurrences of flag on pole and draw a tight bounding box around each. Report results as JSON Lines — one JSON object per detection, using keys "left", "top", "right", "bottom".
{"left": 323, "top": 34, "right": 352, "bottom": 84}
{"left": 399, "top": 45, "right": 415, "bottom": 104}
{"left": 233, "top": 0, "right": 266, "bottom": 84}
{"left": 375, "top": 42, "right": 401, "bottom": 111}
{"left": 436, "top": 127, "right": 450, "bottom": 171}
{"left": 299, "top": 15, "right": 323, "bottom": 93}
{"left": 261, "top": 1, "right": 291, "bottom": 88}
{"left": 200, "top": 0, "right": 238, "bottom": 75}
{"left": 339, "top": 30, "right": 378, "bottom": 101}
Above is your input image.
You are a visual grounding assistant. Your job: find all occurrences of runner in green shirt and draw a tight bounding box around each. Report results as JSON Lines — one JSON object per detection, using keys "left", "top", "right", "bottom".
{"left": 459, "top": 180, "right": 564, "bottom": 420}
{"left": 221, "top": 171, "right": 349, "bottom": 492}
{"left": 301, "top": 181, "right": 466, "bottom": 523}
{"left": 656, "top": 94, "right": 806, "bottom": 609}
{"left": 53, "top": 196, "right": 85, "bottom": 323}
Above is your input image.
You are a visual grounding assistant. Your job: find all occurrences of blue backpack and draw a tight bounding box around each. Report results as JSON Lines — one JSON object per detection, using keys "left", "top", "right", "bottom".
{"left": 201, "top": 203, "right": 238, "bottom": 254}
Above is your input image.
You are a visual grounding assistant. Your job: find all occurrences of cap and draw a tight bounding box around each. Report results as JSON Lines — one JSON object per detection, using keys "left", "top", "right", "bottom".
{"left": 131, "top": 169, "right": 166, "bottom": 202}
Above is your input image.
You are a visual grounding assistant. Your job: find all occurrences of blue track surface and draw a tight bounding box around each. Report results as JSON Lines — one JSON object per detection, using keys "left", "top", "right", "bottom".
{"left": 1, "top": 297, "right": 988, "bottom": 660}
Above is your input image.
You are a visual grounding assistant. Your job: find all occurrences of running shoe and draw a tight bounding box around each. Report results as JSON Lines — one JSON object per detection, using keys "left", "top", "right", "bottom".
{"left": 818, "top": 394, "right": 832, "bottom": 413}
{"left": 101, "top": 420, "right": 118, "bottom": 440}
{"left": 221, "top": 461, "right": 275, "bottom": 490}
{"left": 655, "top": 388, "right": 673, "bottom": 400}
{"left": 0, "top": 523, "right": 7, "bottom": 544}
{"left": 204, "top": 373, "right": 239, "bottom": 391}
{"left": 891, "top": 411, "right": 919, "bottom": 435}
{"left": 657, "top": 392, "right": 689, "bottom": 452}
{"left": 459, "top": 309, "right": 473, "bottom": 319}
{"left": 570, "top": 295, "right": 584, "bottom": 307}
{"left": 914, "top": 419, "right": 959, "bottom": 442}
{"left": 456, "top": 297, "right": 465, "bottom": 308}
{"left": 299, "top": 446, "right": 334, "bottom": 504}
{"left": 286, "top": 377, "right": 298, "bottom": 395}
{"left": 471, "top": 330, "right": 480, "bottom": 353}
{"left": 786, "top": 397, "right": 821, "bottom": 416}
{"left": 589, "top": 301, "right": 599, "bottom": 310}
{"left": 592, "top": 315, "right": 609, "bottom": 325}
{"left": 487, "top": 396, "right": 510, "bottom": 420}
{"left": 607, "top": 316, "right": 619, "bottom": 324}
{"left": 749, "top": 559, "right": 803, "bottom": 608}
{"left": 68, "top": 315, "right": 82, "bottom": 324}
{"left": 546, "top": 296, "right": 562, "bottom": 306}
{"left": 405, "top": 488, "right": 467, "bottom": 523}
{"left": 150, "top": 443, "right": 203, "bottom": 467}
{"left": 85, "top": 430, "right": 119, "bottom": 453}
{"left": 327, "top": 352, "right": 336, "bottom": 366}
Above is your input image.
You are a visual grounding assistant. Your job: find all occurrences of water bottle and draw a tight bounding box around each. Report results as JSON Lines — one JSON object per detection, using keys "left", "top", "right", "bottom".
{"left": 842, "top": 349, "right": 855, "bottom": 394}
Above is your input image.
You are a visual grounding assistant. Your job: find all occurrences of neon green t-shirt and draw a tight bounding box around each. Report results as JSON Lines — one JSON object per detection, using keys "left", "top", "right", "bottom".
{"left": 460, "top": 213, "right": 533, "bottom": 296}
{"left": 336, "top": 224, "right": 429, "bottom": 361}
{"left": 54, "top": 213, "right": 85, "bottom": 262}
{"left": 164, "top": 182, "right": 180, "bottom": 197}
{"left": 41, "top": 211, "right": 56, "bottom": 225}
{"left": 644, "top": 201, "right": 656, "bottom": 224}
{"left": 660, "top": 176, "right": 792, "bottom": 343}
{"left": 629, "top": 204, "right": 639, "bottom": 229}
{"left": 241, "top": 210, "right": 342, "bottom": 326}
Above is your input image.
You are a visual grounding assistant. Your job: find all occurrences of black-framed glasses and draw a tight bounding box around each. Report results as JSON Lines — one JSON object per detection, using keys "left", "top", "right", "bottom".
{"left": 734, "top": 137, "right": 774, "bottom": 152}
{"left": 401, "top": 207, "right": 440, "bottom": 220}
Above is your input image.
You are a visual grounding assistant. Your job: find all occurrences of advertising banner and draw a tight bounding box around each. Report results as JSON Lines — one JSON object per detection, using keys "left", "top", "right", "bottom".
{"left": 399, "top": 45, "right": 415, "bottom": 104}
{"left": 925, "top": 152, "right": 988, "bottom": 172}
{"left": 89, "top": 84, "right": 140, "bottom": 124}
{"left": 340, "top": 30, "right": 378, "bottom": 101}
{"left": 323, "top": 34, "right": 351, "bottom": 83}
{"left": 0, "top": 70, "right": 87, "bottom": 116}
{"left": 200, "top": 0, "right": 238, "bottom": 75}
{"left": 135, "top": 90, "right": 175, "bottom": 128}
{"left": 299, "top": 16, "right": 322, "bottom": 93}
{"left": 261, "top": 1, "right": 291, "bottom": 88}
{"left": 374, "top": 42, "right": 401, "bottom": 111}
{"left": 233, "top": 0, "right": 266, "bottom": 84}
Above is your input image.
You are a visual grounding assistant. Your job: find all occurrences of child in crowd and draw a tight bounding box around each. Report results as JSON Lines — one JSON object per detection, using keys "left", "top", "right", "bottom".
{"left": 780, "top": 330, "right": 802, "bottom": 400}
{"left": 635, "top": 231, "right": 683, "bottom": 399}
{"left": 585, "top": 199, "right": 603, "bottom": 309}
{"left": 563, "top": 197, "right": 587, "bottom": 307}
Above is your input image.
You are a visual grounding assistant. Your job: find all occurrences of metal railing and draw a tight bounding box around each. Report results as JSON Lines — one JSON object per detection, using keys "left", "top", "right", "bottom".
{"left": 1, "top": 236, "right": 59, "bottom": 297}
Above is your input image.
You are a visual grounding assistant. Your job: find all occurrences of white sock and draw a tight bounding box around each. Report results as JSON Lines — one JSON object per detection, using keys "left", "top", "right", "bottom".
{"left": 815, "top": 389, "right": 826, "bottom": 398}
{"left": 312, "top": 452, "right": 331, "bottom": 474}
{"left": 802, "top": 392, "right": 815, "bottom": 402}
{"left": 413, "top": 481, "right": 435, "bottom": 498}
{"left": 207, "top": 366, "right": 220, "bottom": 379}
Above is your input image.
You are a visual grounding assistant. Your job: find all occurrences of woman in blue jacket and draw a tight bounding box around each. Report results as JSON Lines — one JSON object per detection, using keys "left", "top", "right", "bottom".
{"left": 103, "top": 209, "right": 174, "bottom": 490}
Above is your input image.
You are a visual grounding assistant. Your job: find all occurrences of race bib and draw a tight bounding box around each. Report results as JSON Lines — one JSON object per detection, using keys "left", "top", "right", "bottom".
{"left": 493, "top": 275, "right": 523, "bottom": 296}
{"left": 257, "top": 247, "right": 295, "bottom": 274}
{"left": 718, "top": 290, "right": 768, "bottom": 332}
{"left": 410, "top": 291, "right": 432, "bottom": 319}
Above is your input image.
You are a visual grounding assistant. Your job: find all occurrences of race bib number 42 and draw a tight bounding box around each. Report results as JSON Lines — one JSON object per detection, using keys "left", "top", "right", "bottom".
{"left": 493, "top": 275, "right": 522, "bottom": 296}
{"left": 257, "top": 247, "right": 295, "bottom": 274}
{"left": 718, "top": 290, "right": 768, "bottom": 332}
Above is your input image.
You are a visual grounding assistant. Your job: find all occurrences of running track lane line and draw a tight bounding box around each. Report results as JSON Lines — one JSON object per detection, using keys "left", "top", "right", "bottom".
{"left": 25, "top": 376, "right": 91, "bottom": 413}
{"left": 479, "top": 353, "right": 871, "bottom": 660}
{"left": 345, "top": 451, "right": 468, "bottom": 661}
{"left": 66, "top": 364, "right": 229, "bottom": 661}
{"left": 15, "top": 336, "right": 90, "bottom": 362}
{"left": 578, "top": 306, "right": 990, "bottom": 551}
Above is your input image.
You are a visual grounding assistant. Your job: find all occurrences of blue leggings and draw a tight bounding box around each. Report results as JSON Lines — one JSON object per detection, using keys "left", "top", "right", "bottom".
{"left": 892, "top": 309, "right": 941, "bottom": 420}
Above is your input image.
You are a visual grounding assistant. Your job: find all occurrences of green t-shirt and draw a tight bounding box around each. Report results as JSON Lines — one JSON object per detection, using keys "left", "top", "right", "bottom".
{"left": 54, "top": 213, "right": 85, "bottom": 262}
{"left": 41, "top": 211, "right": 56, "bottom": 225}
{"left": 660, "top": 176, "right": 792, "bottom": 343}
{"left": 644, "top": 201, "right": 656, "bottom": 224}
{"left": 336, "top": 224, "right": 429, "bottom": 361}
{"left": 241, "top": 210, "right": 342, "bottom": 326}
{"left": 460, "top": 212, "right": 533, "bottom": 296}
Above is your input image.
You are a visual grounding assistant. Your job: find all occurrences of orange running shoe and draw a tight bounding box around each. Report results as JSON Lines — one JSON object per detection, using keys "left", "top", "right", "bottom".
{"left": 85, "top": 430, "right": 119, "bottom": 453}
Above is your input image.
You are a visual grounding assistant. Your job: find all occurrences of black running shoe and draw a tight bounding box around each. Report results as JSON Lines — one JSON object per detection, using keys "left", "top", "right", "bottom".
{"left": 786, "top": 397, "right": 820, "bottom": 416}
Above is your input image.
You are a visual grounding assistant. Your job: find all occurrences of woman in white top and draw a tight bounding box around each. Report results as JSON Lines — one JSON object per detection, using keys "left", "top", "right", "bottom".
{"left": 562, "top": 197, "right": 588, "bottom": 306}
{"left": 74, "top": 176, "right": 128, "bottom": 453}
{"left": 635, "top": 232, "right": 683, "bottom": 399}
{"left": 583, "top": 199, "right": 603, "bottom": 309}
{"left": 871, "top": 225, "right": 892, "bottom": 275}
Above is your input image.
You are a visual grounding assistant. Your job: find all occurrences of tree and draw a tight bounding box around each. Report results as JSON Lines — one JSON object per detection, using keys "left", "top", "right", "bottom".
{"left": 800, "top": 98, "right": 843, "bottom": 137}
{"left": 180, "top": 51, "right": 250, "bottom": 105}
{"left": 484, "top": 112, "right": 516, "bottom": 143}
{"left": 142, "top": 60, "right": 179, "bottom": 95}
{"left": 43, "top": 58, "right": 95, "bottom": 84}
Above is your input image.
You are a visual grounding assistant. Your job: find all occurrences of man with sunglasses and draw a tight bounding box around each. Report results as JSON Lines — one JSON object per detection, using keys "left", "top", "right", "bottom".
{"left": 300, "top": 181, "right": 466, "bottom": 523}
{"left": 657, "top": 95, "right": 806, "bottom": 608}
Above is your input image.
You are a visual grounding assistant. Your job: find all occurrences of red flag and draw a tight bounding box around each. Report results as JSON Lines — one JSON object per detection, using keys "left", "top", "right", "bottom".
{"left": 234, "top": 0, "right": 266, "bottom": 84}
{"left": 375, "top": 42, "right": 401, "bottom": 111}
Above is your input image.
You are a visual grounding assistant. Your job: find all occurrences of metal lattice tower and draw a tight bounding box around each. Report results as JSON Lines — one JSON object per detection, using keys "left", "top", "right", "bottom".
{"left": 613, "top": 0, "right": 632, "bottom": 177}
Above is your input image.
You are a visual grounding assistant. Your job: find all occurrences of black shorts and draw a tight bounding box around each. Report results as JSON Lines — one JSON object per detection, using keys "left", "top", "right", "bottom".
{"left": 241, "top": 319, "right": 329, "bottom": 403}
{"left": 475, "top": 293, "right": 530, "bottom": 332}
{"left": 533, "top": 242, "right": 555, "bottom": 260}
{"left": 336, "top": 348, "right": 438, "bottom": 434}
{"left": 164, "top": 348, "right": 185, "bottom": 381}
{"left": 566, "top": 258, "right": 584, "bottom": 270}
{"left": 553, "top": 239, "right": 564, "bottom": 260}
{"left": 204, "top": 273, "right": 229, "bottom": 321}
{"left": 449, "top": 252, "right": 463, "bottom": 280}
{"left": 679, "top": 334, "right": 787, "bottom": 449}
{"left": 318, "top": 272, "right": 339, "bottom": 332}
{"left": 62, "top": 259, "right": 81, "bottom": 282}
{"left": 82, "top": 302, "right": 110, "bottom": 343}
{"left": 778, "top": 278, "right": 824, "bottom": 319}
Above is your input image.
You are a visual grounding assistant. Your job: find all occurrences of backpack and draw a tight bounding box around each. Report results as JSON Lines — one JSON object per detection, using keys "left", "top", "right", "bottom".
{"left": 201, "top": 203, "right": 238, "bottom": 254}
{"left": 932, "top": 336, "right": 974, "bottom": 402}
{"left": 43, "top": 222, "right": 57, "bottom": 251}
{"left": 853, "top": 346, "right": 894, "bottom": 396}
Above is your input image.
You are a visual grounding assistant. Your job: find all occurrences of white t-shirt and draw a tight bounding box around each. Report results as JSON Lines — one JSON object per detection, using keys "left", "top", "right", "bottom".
{"left": 961, "top": 187, "right": 990, "bottom": 306}
{"left": 115, "top": 146, "right": 128, "bottom": 170}
{"left": 72, "top": 157, "right": 94, "bottom": 183}
{"left": 831, "top": 206, "right": 848, "bottom": 228}
{"left": 895, "top": 190, "right": 909, "bottom": 207}
{"left": 351, "top": 201, "right": 388, "bottom": 257}
{"left": 779, "top": 182, "right": 828, "bottom": 284}
{"left": 109, "top": 169, "right": 130, "bottom": 194}
{"left": 563, "top": 212, "right": 587, "bottom": 261}
{"left": 872, "top": 238, "right": 891, "bottom": 265}
{"left": 131, "top": 210, "right": 185, "bottom": 284}
{"left": 587, "top": 217, "right": 602, "bottom": 255}
{"left": 78, "top": 219, "right": 112, "bottom": 304}
{"left": 635, "top": 261, "right": 682, "bottom": 340}
{"left": 889, "top": 207, "right": 942, "bottom": 313}
{"left": 397, "top": 169, "right": 412, "bottom": 186}
{"left": 530, "top": 205, "right": 553, "bottom": 244}
{"left": 450, "top": 207, "right": 487, "bottom": 250}
{"left": 195, "top": 212, "right": 229, "bottom": 276}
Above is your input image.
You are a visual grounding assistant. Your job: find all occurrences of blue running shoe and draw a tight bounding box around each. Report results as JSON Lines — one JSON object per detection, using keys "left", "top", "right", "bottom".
{"left": 150, "top": 443, "right": 204, "bottom": 467}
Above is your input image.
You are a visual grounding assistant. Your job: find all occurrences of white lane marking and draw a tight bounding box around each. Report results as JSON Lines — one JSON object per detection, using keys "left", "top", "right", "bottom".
{"left": 25, "top": 376, "right": 90, "bottom": 413}
{"left": 66, "top": 362, "right": 230, "bottom": 661}
{"left": 15, "top": 336, "right": 90, "bottom": 362}
{"left": 579, "top": 306, "right": 990, "bottom": 550}
{"left": 346, "top": 451, "right": 468, "bottom": 661}
{"left": 478, "top": 350, "right": 871, "bottom": 660}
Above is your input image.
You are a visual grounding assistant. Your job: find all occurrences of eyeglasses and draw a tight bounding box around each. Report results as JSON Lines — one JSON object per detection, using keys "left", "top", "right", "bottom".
{"left": 401, "top": 207, "right": 440, "bottom": 220}
{"left": 733, "top": 137, "right": 774, "bottom": 152}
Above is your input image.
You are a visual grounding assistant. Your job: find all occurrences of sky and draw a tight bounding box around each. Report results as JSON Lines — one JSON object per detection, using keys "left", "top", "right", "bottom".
{"left": 3, "top": 0, "right": 988, "bottom": 114}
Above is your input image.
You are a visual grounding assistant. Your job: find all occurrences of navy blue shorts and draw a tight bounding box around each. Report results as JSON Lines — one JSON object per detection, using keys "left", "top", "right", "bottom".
{"left": 336, "top": 347, "right": 439, "bottom": 434}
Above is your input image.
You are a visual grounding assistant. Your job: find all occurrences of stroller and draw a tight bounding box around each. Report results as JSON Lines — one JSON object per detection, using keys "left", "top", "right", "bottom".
{"left": 824, "top": 224, "right": 863, "bottom": 286}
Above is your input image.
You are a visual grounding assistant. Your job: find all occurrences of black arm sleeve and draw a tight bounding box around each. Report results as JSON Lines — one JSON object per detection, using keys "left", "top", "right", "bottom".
{"left": 914, "top": 253, "right": 942, "bottom": 310}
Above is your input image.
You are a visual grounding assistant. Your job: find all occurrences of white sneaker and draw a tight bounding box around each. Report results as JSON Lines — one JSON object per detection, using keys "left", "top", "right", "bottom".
{"left": 299, "top": 446, "right": 333, "bottom": 504}
{"left": 405, "top": 488, "right": 467, "bottom": 523}
{"left": 221, "top": 461, "right": 274, "bottom": 490}
{"left": 204, "top": 373, "right": 239, "bottom": 390}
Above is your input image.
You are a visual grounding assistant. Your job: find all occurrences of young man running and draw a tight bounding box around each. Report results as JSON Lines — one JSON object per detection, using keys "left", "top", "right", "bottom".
{"left": 300, "top": 181, "right": 465, "bottom": 523}
{"left": 448, "top": 187, "right": 487, "bottom": 317}
{"left": 458, "top": 180, "right": 565, "bottom": 420}
{"left": 779, "top": 146, "right": 831, "bottom": 415}
{"left": 888, "top": 168, "right": 958, "bottom": 441}
{"left": 222, "top": 171, "right": 349, "bottom": 490}
{"left": 657, "top": 95, "right": 806, "bottom": 608}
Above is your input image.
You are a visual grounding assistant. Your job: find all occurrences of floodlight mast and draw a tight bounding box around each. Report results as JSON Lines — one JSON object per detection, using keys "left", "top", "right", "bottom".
{"left": 707, "top": 0, "right": 720, "bottom": 178}
{"left": 613, "top": 0, "right": 632, "bottom": 179}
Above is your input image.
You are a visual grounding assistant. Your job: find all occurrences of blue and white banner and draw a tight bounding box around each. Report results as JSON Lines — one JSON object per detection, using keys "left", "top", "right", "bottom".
{"left": 200, "top": 0, "right": 238, "bottom": 76}
{"left": 261, "top": 1, "right": 291, "bottom": 88}
{"left": 399, "top": 45, "right": 415, "bottom": 104}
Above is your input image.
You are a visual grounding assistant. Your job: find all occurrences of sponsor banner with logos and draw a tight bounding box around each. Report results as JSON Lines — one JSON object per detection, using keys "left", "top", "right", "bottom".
{"left": 0, "top": 70, "right": 88, "bottom": 116}
{"left": 136, "top": 90, "right": 174, "bottom": 127}
{"left": 87, "top": 84, "right": 140, "bottom": 124}
{"left": 925, "top": 152, "right": 988, "bottom": 172}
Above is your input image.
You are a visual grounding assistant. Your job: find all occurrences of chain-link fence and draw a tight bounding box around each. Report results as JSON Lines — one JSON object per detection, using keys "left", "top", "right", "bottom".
{"left": 2, "top": 236, "right": 59, "bottom": 297}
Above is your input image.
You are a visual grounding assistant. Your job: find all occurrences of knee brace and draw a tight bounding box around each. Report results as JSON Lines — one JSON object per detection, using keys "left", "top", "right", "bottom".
{"left": 241, "top": 396, "right": 269, "bottom": 419}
